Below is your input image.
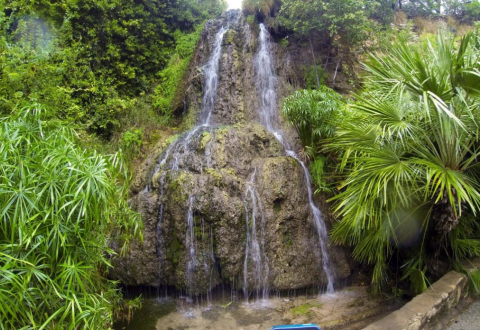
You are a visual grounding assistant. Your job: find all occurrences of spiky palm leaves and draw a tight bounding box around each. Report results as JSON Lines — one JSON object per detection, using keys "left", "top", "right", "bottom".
{"left": 329, "top": 33, "right": 480, "bottom": 295}
{"left": 0, "top": 104, "right": 142, "bottom": 329}
{"left": 282, "top": 87, "right": 344, "bottom": 160}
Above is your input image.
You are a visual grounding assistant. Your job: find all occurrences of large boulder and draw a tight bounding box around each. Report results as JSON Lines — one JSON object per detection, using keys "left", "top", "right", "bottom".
{"left": 111, "top": 124, "right": 351, "bottom": 294}
{"left": 110, "top": 10, "right": 352, "bottom": 295}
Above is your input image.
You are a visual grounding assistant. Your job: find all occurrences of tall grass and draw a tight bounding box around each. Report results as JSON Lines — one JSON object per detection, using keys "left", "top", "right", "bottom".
{"left": 0, "top": 103, "right": 142, "bottom": 329}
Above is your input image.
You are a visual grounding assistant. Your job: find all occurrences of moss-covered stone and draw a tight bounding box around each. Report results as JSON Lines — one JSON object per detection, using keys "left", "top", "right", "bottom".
{"left": 111, "top": 11, "right": 353, "bottom": 293}
{"left": 199, "top": 131, "right": 212, "bottom": 150}
{"left": 206, "top": 167, "right": 223, "bottom": 184}
{"left": 223, "top": 29, "right": 236, "bottom": 45}
{"left": 166, "top": 233, "right": 183, "bottom": 265}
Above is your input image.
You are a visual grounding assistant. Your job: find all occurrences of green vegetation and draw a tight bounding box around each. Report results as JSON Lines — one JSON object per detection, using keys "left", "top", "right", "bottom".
{"left": 153, "top": 26, "right": 204, "bottom": 121}
{"left": 329, "top": 32, "right": 480, "bottom": 295}
{"left": 282, "top": 87, "right": 344, "bottom": 159}
{"left": 282, "top": 17, "right": 480, "bottom": 295}
{"left": 1, "top": 0, "right": 225, "bottom": 139}
{"left": 243, "top": 0, "right": 281, "bottom": 16}
{"left": 120, "top": 128, "right": 144, "bottom": 158}
{"left": 0, "top": 104, "right": 142, "bottom": 329}
{"left": 282, "top": 87, "right": 345, "bottom": 192}
{"left": 278, "top": 0, "right": 373, "bottom": 49}
{"left": 290, "top": 303, "right": 323, "bottom": 316}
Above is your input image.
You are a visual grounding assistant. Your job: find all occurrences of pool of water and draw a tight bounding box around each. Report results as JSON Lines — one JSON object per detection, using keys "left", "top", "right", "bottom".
{"left": 114, "top": 286, "right": 397, "bottom": 330}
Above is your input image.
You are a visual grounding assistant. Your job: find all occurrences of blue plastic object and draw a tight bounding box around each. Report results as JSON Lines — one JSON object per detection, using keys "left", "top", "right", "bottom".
{"left": 270, "top": 324, "right": 321, "bottom": 330}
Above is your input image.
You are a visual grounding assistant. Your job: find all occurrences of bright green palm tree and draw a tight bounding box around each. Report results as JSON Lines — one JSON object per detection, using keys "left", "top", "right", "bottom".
{"left": 329, "top": 32, "right": 480, "bottom": 295}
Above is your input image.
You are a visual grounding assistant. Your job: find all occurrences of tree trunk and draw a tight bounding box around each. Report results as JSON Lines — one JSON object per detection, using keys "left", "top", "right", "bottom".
{"left": 432, "top": 190, "right": 460, "bottom": 236}
{"left": 333, "top": 55, "right": 343, "bottom": 87}
{"left": 309, "top": 37, "right": 320, "bottom": 89}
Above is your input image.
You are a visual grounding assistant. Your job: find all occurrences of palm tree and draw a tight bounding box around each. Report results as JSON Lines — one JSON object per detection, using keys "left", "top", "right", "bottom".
{"left": 329, "top": 32, "right": 480, "bottom": 295}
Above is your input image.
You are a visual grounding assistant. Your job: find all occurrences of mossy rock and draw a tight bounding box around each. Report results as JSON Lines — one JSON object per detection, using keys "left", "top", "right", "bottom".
{"left": 206, "top": 167, "right": 223, "bottom": 185}
{"left": 290, "top": 303, "right": 323, "bottom": 316}
{"left": 166, "top": 234, "right": 184, "bottom": 265}
{"left": 200, "top": 131, "right": 212, "bottom": 150}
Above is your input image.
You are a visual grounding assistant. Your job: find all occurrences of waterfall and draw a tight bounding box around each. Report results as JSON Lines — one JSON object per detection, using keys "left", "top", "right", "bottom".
{"left": 256, "top": 24, "right": 278, "bottom": 132}
{"left": 242, "top": 169, "right": 269, "bottom": 301}
{"left": 145, "top": 22, "right": 229, "bottom": 300}
{"left": 127, "top": 12, "right": 340, "bottom": 300}
{"left": 201, "top": 27, "right": 227, "bottom": 126}
{"left": 185, "top": 195, "right": 197, "bottom": 297}
{"left": 150, "top": 23, "right": 229, "bottom": 178}
{"left": 255, "top": 23, "right": 335, "bottom": 293}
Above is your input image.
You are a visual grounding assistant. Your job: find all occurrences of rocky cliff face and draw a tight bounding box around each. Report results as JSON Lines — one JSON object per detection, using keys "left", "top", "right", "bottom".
{"left": 111, "top": 10, "right": 351, "bottom": 296}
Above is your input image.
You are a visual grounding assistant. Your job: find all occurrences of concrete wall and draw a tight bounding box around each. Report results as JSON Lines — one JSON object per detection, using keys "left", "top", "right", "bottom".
{"left": 361, "top": 258, "right": 480, "bottom": 330}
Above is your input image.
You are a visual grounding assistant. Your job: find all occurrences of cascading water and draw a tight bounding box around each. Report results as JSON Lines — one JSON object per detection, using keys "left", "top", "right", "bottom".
{"left": 201, "top": 27, "right": 227, "bottom": 126}
{"left": 112, "top": 11, "right": 352, "bottom": 304}
{"left": 151, "top": 24, "right": 228, "bottom": 179}
{"left": 255, "top": 23, "right": 335, "bottom": 293}
{"left": 242, "top": 169, "right": 269, "bottom": 302}
{"left": 148, "top": 22, "right": 229, "bottom": 300}
{"left": 256, "top": 24, "right": 278, "bottom": 133}
{"left": 185, "top": 195, "right": 197, "bottom": 298}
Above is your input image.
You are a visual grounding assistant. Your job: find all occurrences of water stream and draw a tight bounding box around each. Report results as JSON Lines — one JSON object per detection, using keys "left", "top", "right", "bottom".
{"left": 147, "top": 21, "right": 230, "bottom": 300}
{"left": 142, "top": 13, "right": 334, "bottom": 304}
{"left": 201, "top": 26, "right": 227, "bottom": 126}
{"left": 255, "top": 23, "right": 335, "bottom": 293}
{"left": 242, "top": 169, "right": 270, "bottom": 302}
{"left": 185, "top": 195, "right": 197, "bottom": 298}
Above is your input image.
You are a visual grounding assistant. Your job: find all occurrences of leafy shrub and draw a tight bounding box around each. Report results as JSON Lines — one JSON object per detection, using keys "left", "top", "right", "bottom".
{"left": 303, "top": 65, "right": 326, "bottom": 90}
{"left": 310, "top": 155, "right": 334, "bottom": 193}
{"left": 282, "top": 87, "right": 344, "bottom": 159}
{"left": 366, "top": 0, "right": 395, "bottom": 25}
{"left": 278, "top": 0, "right": 373, "bottom": 48}
{"left": 121, "top": 128, "right": 144, "bottom": 157}
{"left": 243, "top": 0, "right": 280, "bottom": 15}
{"left": 0, "top": 103, "right": 142, "bottom": 329}
{"left": 153, "top": 26, "right": 203, "bottom": 120}
{"left": 329, "top": 32, "right": 480, "bottom": 295}
{"left": 462, "top": 1, "right": 480, "bottom": 22}
{"left": 1, "top": 0, "right": 224, "bottom": 137}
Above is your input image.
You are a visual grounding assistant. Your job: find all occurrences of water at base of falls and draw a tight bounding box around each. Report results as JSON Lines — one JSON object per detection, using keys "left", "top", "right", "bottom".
{"left": 255, "top": 23, "right": 335, "bottom": 293}
{"left": 114, "top": 286, "right": 389, "bottom": 330}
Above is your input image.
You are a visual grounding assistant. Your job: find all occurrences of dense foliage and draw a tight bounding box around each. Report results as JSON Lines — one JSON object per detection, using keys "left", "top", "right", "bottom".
{"left": 282, "top": 87, "right": 344, "bottom": 159}
{"left": 153, "top": 26, "right": 204, "bottom": 120}
{"left": 277, "top": 0, "right": 373, "bottom": 48}
{"left": 1, "top": 0, "right": 225, "bottom": 136}
{"left": 0, "top": 104, "right": 142, "bottom": 329}
{"left": 282, "top": 87, "right": 346, "bottom": 193}
{"left": 329, "top": 32, "right": 480, "bottom": 295}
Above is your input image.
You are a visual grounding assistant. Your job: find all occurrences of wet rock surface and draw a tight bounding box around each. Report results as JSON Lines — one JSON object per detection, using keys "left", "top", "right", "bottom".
{"left": 113, "top": 286, "right": 397, "bottom": 330}
{"left": 110, "top": 10, "right": 352, "bottom": 294}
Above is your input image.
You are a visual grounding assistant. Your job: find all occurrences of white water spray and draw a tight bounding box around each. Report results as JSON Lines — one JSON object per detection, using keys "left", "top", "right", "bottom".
{"left": 243, "top": 169, "right": 270, "bottom": 301}
{"left": 255, "top": 23, "right": 335, "bottom": 293}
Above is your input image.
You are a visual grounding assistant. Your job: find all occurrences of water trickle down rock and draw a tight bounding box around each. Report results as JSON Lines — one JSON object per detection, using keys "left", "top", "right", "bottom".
{"left": 243, "top": 168, "right": 269, "bottom": 301}
{"left": 110, "top": 10, "right": 352, "bottom": 296}
{"left": 255, "top": 23, "right": 335, "bottom": 293}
